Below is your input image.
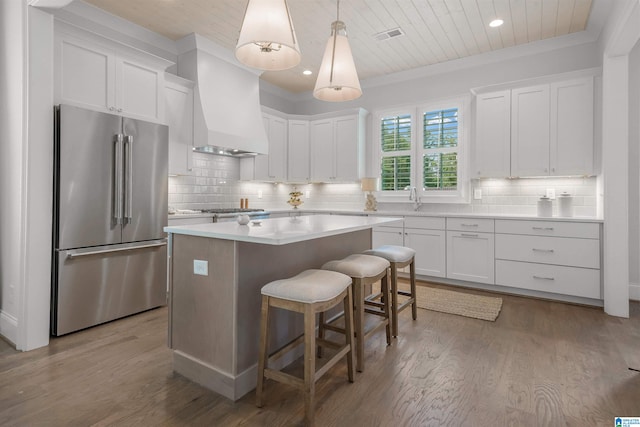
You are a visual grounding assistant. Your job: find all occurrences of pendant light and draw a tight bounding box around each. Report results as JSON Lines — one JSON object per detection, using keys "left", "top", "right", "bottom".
{"left": 235, "top": 0, "right": 301, "bottom": 71}
{"left": 313, "top": 0, "right": 362, "bottom": 102}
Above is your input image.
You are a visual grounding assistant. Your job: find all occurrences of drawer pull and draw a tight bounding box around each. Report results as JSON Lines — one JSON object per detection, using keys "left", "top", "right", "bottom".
{"left": 460, "top": 233, "right": 479, "bottom": 238}
{"left": 532, "top": 248, "right": 555, "bottom": 253}
{"left": 461, "top": 223, "right": 479, "bottom": 227}
{"left": 533, "top": 275, "right": 555, "bottom": 281}
{"left": 532, "top": 226, "right": 554, "bottom": 231}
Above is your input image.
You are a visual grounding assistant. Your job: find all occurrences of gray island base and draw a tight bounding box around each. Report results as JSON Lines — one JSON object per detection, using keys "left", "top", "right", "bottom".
{"left": 165, "top": 214, "right": 401, "bottom": 400}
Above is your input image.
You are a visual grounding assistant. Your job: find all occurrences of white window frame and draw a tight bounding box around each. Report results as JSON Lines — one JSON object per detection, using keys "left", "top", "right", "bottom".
{"left": 373, "top": 95, "right": 470, "bottom": 204}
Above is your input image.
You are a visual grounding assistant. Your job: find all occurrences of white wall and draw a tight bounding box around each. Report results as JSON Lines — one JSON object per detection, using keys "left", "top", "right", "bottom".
{"left": 0, "top": 0, "right": 27, "bottom": 346}
{"left": 629, "top": 39, "right": 640, "bottom": 299}
{"left": 285, "top": 41, "right": 601, "bottom": 117}
{"left": 0, "top": 2, "right": 54, "bottom": 350}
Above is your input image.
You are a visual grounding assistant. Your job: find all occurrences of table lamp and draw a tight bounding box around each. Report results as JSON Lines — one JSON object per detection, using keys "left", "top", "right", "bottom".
{"left": 361, "top": 177, "right": 379, "bottom": 211}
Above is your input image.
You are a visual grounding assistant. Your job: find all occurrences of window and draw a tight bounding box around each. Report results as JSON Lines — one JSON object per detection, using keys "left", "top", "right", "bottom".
{"left": 375, "top": 97, "right": 469, "bottom": 203}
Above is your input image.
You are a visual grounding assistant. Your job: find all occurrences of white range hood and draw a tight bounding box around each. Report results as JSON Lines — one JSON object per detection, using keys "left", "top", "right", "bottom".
{"left": 177, "top": 34, "right": 268, "bottom": 156}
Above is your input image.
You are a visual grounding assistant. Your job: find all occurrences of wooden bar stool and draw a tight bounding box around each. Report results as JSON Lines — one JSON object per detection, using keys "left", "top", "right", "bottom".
{"left": 256, "top": 269, "right": 355, "bottom": 427}
{"left": 364, "top": 245, "right": 417, "bottom": 337}
{"left": 321, "top": 254, "right": 391, "bottom": 372}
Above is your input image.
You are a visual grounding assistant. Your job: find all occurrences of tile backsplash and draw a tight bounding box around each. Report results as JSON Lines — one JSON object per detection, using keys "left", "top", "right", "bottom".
{"left": 169, "top": 154, "right": 598, "bottom": 216}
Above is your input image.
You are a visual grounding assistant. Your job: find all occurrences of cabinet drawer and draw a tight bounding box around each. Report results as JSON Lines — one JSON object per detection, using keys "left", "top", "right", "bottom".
{"left": 404, "top": 216, "right": 445, "bottom": 230}
{"left": 496, "top": 260, "right": 600, "bottom": 299}
{"left": 495, "top": 234, "right": 600, "bottom": 268}
{"left": 447, "top": 217, "right": 494, "bottom": 233}
{"left": 495, "top": 219, "right": 599, "bottom": 239}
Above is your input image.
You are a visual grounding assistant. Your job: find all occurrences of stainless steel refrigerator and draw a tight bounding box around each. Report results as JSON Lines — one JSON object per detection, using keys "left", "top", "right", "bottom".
{"left": 52, "top": 104, "right": 168, "bottom": 336}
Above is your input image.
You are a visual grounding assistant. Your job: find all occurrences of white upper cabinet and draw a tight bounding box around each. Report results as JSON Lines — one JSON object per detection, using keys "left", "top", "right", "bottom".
{"left": 511, "top": 85, "right": 551, "bottom": 177}
{"left": 310, "top": 109, "right": 367, "bottom": 182}
{"left": 474, "top": 75, "right": 595, "bottom": 178}
{"left": 54, "top": 25, "right": 172, "bottom": 123}
{"left": 165, "top": 74, "right": 194, "bottom": 176}
{"left": 246, "top": 113, "right": 288, "bottom": 182}
{"left": 474, "top": 90, "right": 511, "bottom": 178}
{"left": 549, "top": 77, "right": 594, "bottom": 176}
{"left": 309, "top": 119, "right": 335, "bottom": 181}
{"left": 287, "top": 120, "right": 310, "bottom": 182}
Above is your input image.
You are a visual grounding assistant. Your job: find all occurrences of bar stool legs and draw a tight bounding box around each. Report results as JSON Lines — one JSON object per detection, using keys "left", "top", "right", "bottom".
{"left": 256, "top": 269, "right": 355, "bottom": 427}
{"left": 364, "top": 246, "right": 418, "bottom": 338}
{"left": 321, "top": 254, "right": 392, "bottom": 373}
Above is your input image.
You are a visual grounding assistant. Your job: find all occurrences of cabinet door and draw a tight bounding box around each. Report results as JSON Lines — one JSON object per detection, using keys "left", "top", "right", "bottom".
{"left": 254, "top": 114, "right": 287, "bottom": 181}
{"left": 116, "top": 57, "right": 163, "bottom": 122}
{"left": 405, "top": 228, "right": 446, "bottom": 278}
{"left": 372, "top": 227, "right": 404, "bottom": 248}
{"left": 310, "top": 119, "right": 335, "bottom": 181}
{"left": 511, "top": 85, "right": 550, "bottom": 177}
{"left": 446, "top": 231, "right": 495, "bottom": 284}
{"left": 268, "top": 116, "right": 288, "bottom": 181}
{"left": 288, "top": 120, "right": 310, "bottom": 182}
{"left": 253, "top": 116, "right": 271, "bottom": 180}
{"left": 474, "top": 91, "right": 511, "bottom": 178}
{"left": 165, "top": 80, "right": 193, "bottom": 176}
{"left": 334, "top": 115, "right": 360, "bottom": 181}
{"left": 55, "top": 35, "right": 115, "bottom": 113}
{"left": 550, "top": 78, "right": 594, "bottom": 176}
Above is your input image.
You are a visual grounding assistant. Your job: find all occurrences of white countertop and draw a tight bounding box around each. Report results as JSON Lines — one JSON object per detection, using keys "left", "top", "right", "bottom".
{"left": 164, "top": 214, "right": 402, "bottom": 245}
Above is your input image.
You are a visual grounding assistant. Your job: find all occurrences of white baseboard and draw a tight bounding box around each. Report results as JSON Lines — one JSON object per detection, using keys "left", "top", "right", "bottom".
{"left": 630, "top": 282, "right": 640, "bottom": 301}
{"left": 0, "top": 310, "right": 18, "bottom": 346}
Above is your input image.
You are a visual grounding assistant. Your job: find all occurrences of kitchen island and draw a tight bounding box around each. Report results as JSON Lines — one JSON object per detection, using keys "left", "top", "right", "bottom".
{"left": 164, "top": 214, "right": 401, "bottom": 401}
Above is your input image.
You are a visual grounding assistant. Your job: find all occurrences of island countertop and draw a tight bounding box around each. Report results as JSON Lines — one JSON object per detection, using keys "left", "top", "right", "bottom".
{"left": 164, "top": 214, "right": 401, "bottom": 245}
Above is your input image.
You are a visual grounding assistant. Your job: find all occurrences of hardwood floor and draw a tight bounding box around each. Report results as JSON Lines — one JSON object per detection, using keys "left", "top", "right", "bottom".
{"left": 1, "top": 283, "right": 639, "bottom": 426}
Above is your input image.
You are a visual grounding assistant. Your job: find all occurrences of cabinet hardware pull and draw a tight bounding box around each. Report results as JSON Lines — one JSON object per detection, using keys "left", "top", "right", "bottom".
{"left": 461, "top": 223, "right": 479, "bottom": 227}
{"left": 460, "top": 233, "right": 479, "bottom": 237}
{"left": 532, "top": 275, "right": 555, "bottom": 281}
{"left": 532, "top": 226, "right": 554, "bottom": 231}
{"left": 532, "top": 248, "right": 554, "bottom": 253}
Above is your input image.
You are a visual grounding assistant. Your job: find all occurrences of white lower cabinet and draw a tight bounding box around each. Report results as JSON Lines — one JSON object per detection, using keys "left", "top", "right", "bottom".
{"left": 495, "top": 260, "right": 600, "bottom": 299}
{"left": 372, "top": 217, "right": 446, "bottom": 278}
{"left": 494, "top": 219, "right": 601, "bottom": 300}
{"left": 405, "top": 228, "right": 446, "bottom": 278}
{"left": 446, "top": 231, "right": 495, "bottom": 284}
{"left": 372, "top": 224, "right": 404, "bottom": 247}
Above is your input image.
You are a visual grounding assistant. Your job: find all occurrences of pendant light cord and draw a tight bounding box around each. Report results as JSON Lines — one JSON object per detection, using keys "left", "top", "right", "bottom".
{"left": 329, "top": 0, "right": 340, "bottom": 85}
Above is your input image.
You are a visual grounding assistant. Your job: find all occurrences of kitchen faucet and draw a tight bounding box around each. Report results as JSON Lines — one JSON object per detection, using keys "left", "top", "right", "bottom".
{"left": 409, "top": 187, "right": 422, "bottom": 211}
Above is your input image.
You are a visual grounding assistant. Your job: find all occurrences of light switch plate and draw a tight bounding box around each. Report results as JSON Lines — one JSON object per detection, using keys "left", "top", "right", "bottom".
{"left": 546, "top": 188, "right": 556, "bottom": 199}
{"left": 473, "top": 189, "right": 482, "bottom": 200}
{"left": 257, "top": 190, "right": 263, "bottom": 199}
{"left": 193, "top": 260, "right": 208, "bottom": 276}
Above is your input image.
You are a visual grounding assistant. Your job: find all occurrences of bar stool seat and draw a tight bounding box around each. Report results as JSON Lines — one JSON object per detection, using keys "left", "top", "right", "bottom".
{"left": 364, "top": 245, "right": 417, "bottom": 337}
{"left": 256, "top": 269, "right": 356, "bottom": 427}
{"left": 321, "top": 254, "right": 391, "bottom": 372}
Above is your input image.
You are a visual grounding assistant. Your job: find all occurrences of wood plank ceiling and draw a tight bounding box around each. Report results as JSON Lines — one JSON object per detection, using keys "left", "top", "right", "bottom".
{"left": 82, "top": 0, "right": 594, "bottom": 93}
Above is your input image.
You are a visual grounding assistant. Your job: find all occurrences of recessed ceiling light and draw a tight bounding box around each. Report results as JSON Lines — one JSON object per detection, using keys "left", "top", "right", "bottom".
{"left": 489, "top": 19, "right": 504, "bottom": 28}
{"left": 303, "top": 69, "right": 313, "bottom": 75}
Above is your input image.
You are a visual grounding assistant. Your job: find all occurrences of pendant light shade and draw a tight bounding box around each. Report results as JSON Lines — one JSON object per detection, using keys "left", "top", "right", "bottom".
{"left": 235, "top": 0, "right": 301, "bottom": 71}
{"left": 313, "top": 1, "right": 361, "bottom": 102}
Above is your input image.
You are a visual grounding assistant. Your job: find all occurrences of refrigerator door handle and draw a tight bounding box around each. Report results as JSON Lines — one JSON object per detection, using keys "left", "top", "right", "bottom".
{"left": 124, "top": 135, "right": 133, "bottom": 224}
{"left": 113, "top": 134, "right": 124, "bottom": 225}
{"left": 65, "top": 240, "right": 167, "bottom": 259}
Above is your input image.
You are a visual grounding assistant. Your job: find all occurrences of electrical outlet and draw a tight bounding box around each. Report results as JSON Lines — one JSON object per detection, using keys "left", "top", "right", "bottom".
{"left": 546, "top": 188, "right": 556, "bottom": 199}
{"left": 193, "top": 260, "right": 208, "bottom": 276}
{"left": 257, "top": 190, "right": 263, "bottom": 199}
{"left": 305, "top": 190, "right": 311, "bottom": 199}
{"left": 474, "top": 189, "right": 482, "bottom": 200}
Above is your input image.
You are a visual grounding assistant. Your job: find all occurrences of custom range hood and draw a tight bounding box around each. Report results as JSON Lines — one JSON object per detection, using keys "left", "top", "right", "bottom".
{"left": 177, "top": 34, "right": 268, "bottom": 156}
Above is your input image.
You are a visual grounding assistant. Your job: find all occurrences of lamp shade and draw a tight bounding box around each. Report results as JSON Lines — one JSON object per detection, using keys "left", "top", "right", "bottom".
{"left": 360, "top": 177, "right": 379, "bottom": 192}
{"left": 235, "top": 0, "right": 301, "bottom": 71}
{"left": 313, "top": 21, "right": 362, "bottom": 102}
